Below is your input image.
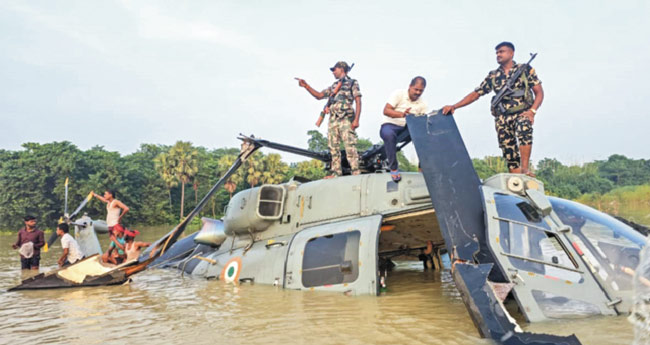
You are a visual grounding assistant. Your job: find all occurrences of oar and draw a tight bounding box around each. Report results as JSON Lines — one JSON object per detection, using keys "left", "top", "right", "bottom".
{"left": 125, "top": 140, "right": 259, "bottom": 276}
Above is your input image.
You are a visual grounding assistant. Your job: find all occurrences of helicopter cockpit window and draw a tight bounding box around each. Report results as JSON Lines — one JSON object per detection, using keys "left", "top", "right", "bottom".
{"left": 257, "top": 185, "right": 285, "bottom": 219}
{"left": 494, "top": 194, "right": 579, "bottom": 280}
{"left": 549, "top": 197, "right": 645, "bottom": 292}
{"left": 302, "top": 231, "right": 360, "bottom": 288}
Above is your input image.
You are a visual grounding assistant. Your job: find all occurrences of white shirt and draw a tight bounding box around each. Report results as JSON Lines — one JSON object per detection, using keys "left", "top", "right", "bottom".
{"left": 106, "top": 200, "right": 121, "bottom": 227}
{"left": 382, "top": 89, "right": 428, "bottom": 127}
{"left": 61, "top": 233, "right": 84, "bottom": 264}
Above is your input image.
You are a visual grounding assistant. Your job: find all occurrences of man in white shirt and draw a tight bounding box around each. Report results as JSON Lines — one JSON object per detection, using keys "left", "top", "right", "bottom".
{"left": 381, "top": 76, "right": 428, "bottom": 182}
{"left": 56, "top": 223, "right": 84, "bottom": 267}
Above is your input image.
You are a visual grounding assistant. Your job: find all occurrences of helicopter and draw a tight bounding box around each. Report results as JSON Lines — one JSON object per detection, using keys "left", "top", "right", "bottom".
{"left": 9, "top": 112, "right": 646, "bottom": 345}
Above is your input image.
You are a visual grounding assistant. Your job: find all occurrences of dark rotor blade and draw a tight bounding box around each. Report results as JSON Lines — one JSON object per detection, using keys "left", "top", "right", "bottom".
{"left": 46, "top": 231, "right": 59, "bottom": 248}
{"left": 47, "top": 216, "right": 64, "bottom": 248}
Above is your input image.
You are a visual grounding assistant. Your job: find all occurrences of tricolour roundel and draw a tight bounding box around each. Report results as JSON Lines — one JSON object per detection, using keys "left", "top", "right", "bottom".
{"left": 220, "top": 257, "right": 242, "bottom": 284}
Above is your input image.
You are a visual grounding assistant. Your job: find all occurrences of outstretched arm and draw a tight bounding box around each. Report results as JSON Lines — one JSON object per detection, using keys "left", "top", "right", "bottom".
{"left": 295, "top": 78, "right": 326, "bottom": 100}
{"left": 442, "top": 91, "right": 480, "bottom": 115}
{"left": 135, "top": 241, "right": 151, "bottom": 250}
{"left": 92, "top": 192, "right": 109, "bottom": 203}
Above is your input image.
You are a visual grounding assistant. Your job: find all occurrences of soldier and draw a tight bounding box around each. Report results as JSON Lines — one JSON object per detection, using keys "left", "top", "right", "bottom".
{"left": 442, "top": 42, "right": 544, "bottom": 176}
{"left": 296, "top": 61, "right": 362, "bottom": 178}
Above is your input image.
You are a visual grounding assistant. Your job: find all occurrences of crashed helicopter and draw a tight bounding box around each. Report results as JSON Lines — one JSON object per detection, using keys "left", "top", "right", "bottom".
{"left": 9, "top": 112, "right": 647, "bottom": 345}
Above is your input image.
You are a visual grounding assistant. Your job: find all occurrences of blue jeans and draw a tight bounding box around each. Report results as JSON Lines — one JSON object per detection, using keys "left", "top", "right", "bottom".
{"left": 380, "top": 123, "right": 408, "bottom": 171}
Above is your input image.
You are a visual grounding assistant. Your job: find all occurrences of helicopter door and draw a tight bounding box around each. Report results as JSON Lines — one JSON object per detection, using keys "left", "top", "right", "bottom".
{"left": 284, "top": 215, "right": 381, "bottom": 295}
{"left": 482, "top": 191, "right": 618, "bottom": 322}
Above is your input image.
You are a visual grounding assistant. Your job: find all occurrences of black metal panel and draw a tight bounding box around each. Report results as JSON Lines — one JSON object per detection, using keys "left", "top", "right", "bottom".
{"left": 150, "top": 232, "right": 200, "bottom": 268}
{"left": 8, "top": 270, "right": 126, "bottom": 291}
{"left": 406, "top": 113, "right": 490, "bottom": 262}
{"left": 454, "top": 263, "right": 581, "bottom": 345}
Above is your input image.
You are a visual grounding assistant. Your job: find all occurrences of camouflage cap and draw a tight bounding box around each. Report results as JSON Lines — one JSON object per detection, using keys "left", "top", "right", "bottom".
{"left": 329, "top": 61, "right": 350, "bottom": 72}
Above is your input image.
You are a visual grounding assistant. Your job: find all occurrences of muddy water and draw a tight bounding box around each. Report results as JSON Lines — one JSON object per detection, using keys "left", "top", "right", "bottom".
{"left": 0, "top": 227, "right": 636, "bottom": 345}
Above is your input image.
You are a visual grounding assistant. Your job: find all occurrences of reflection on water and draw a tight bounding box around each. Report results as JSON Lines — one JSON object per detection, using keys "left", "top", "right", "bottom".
{"left": 0, "top": 227, "right": 635, "bottom": 345}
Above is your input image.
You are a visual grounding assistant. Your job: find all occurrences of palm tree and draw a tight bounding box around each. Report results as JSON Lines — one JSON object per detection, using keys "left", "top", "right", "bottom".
{"left": 261, "top": 153, "right": 289, "bottom": 185}
{"left": 246, "top": 152, "right": 263, "bottom": 188}
{"left": 218, "top": 154, "right": 243, "bottom": 199}
{"left": 294, "top": 159, "right": 326, "bottom": 180}
{"left": 169, "top": 141, "right": 199, "bottom": 219}
{"left": 154, "top": 152, "right": 179, "bottom": 208}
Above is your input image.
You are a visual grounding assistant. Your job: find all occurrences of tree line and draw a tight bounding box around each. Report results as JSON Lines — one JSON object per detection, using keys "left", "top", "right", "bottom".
{"left": 1, "top": 133, "right": 648, "bottom": 231}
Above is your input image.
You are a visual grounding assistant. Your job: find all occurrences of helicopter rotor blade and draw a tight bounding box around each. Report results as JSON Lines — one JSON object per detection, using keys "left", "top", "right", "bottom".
{"left": 69, "top": 192, "right": 94, "bottom": 219}
{"left": 64, "top": 177, "right": 69, "bottom": 217}
{"left": 46, "top": 216, "right": 65, "bottom": 248}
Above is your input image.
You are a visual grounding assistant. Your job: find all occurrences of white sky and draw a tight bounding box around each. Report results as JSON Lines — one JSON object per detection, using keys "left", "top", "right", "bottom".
{"left": 1, "top": 0, "right": 649, "bottom": 165}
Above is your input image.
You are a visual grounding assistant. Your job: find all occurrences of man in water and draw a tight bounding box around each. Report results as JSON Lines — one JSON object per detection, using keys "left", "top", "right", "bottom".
{"left": 92, "top": 189, "right": 129, "bottom": 231}
{"left": 442, "top": 42, "right": 544, "bottom": 176}
{"left": 12, "top": 215, "right": 45, "bottom": 270}
{"left": 56, "top": 223, "right": 84, "bottom": 267}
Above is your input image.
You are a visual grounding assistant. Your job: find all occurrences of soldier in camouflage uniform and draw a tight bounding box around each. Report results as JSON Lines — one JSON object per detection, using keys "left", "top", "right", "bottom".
{"left": 442, "top": 42, "right": 545, "bottom": 176}
{"left": 296, "top": 61, "right": 362, "bottom": 177}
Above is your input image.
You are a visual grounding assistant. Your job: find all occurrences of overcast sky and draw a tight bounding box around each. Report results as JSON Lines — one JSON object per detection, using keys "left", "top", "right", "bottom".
{"left": 1, "top": 0, "right": 649, "bottom": 165}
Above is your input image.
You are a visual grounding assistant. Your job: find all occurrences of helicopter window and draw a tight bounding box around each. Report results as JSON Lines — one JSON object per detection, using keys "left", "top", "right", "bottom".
{"left": 517, "top": 202, "right": 542, "bottom": 223}
{"left": 531, "top": 290, "right": 601, "bottom": 319}
{"left": 495, "top": 194, "right": 580, "bottom": 279}
{"left": 549, "top": 197, "right": 645, "bottom": 291}
{"left": 302, "top": 231, "right": 360, "bottom": 288}
{"left": 257, "top": 185, "right": 285, "bottom": 219}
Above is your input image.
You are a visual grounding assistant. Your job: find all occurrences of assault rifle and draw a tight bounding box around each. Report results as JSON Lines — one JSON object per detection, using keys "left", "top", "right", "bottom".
{"left": 315, "top": 63, "right": 355, "bottom": 127}
{"left": 490, "top": 53, "right": 537, "bottom": 116}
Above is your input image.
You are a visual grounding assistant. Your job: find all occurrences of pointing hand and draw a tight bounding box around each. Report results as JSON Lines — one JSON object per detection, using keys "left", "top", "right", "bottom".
{"left": 294, "top": 77, "right": 307, "bottom": 88}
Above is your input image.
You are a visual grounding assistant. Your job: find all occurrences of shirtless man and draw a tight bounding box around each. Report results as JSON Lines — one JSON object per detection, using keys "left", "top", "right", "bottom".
{"left": 123, "top": 229, "right": 150, "bottom": 262}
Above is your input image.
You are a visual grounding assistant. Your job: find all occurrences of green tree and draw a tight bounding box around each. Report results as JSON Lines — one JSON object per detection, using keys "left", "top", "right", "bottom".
{"left": 472, "top": 156, "right": 508, "bottom": 180}
{"left": 291, "top": 159, "right": 327, "bottom": 181}
{"left": 307, "top": 130, "right": 328, "bottom": 152}
{"left": 123, "top": 144, "right": 174, "bottom": 225}
{"left": 597, "top": 154, "right": 650, "bottom": 187}
{"left": 397, "top": 151, "right": 418, "bottom": 172}
{"left": 154, "top": 151, "right": 178, "bottom": 208}
{"left": 168, "top": 141, "right": 199, "bottom": 219}
{"left": 261, "top": 153, "right": 290, "bottom": 185}
{"left": 245, "top": 152, "right": 264, "bottom": 188}
{"left": 218, "top": 154, "right": 244, "bottom": 199}
{"left": 356, "top": 137, "right": 373, "bottom": 152}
